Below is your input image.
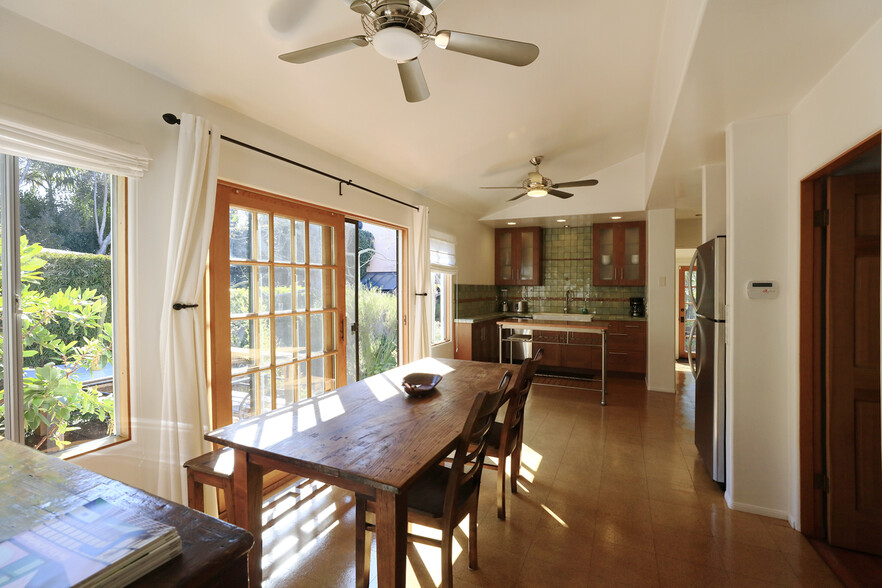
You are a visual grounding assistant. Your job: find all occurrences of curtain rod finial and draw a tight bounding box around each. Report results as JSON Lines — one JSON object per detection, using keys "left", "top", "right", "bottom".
{"left": 162, "top": 113, "right": 181, "bottom": 125}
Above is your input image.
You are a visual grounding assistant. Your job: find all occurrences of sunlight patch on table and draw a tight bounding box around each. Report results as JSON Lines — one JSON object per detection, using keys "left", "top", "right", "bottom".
{"left": 317, "top": 393, "right": 345, "bottom": 421}
{"left": 297, "top": 403, "right": 317, "bottom": 432}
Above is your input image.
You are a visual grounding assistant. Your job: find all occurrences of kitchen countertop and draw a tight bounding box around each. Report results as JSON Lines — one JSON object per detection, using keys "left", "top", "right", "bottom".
{"left": 454, "top": 312, "right": 646, "bottom": 324}
{"left": 497, "top": 318, "right": 611, "bottom": 332}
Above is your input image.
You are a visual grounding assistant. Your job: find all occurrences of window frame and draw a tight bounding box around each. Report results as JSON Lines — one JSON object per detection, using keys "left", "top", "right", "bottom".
{"left": 0, "top": 155, "right": 131, "bottom": 456}
{"left": 431, "top": 270, "right": 453, "bottom": 346}
{"left": 429, "top": 233, "right": 456, "bottom": 348}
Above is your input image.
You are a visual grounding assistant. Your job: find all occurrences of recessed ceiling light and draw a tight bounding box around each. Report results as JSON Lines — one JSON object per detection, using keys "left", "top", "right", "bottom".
{"left": 507, "top": 221, "right": 517, "bottom": 225}
{"left": 610, "top": 215, "right": 622, "bottom": 220}
{"left": 556, "top": 219, "right": 566, "bottom": 223}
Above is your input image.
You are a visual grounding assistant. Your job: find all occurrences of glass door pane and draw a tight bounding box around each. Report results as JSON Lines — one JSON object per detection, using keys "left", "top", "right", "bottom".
{"left": 595, "top": 226, "right": 615, "bottom": 282}
{"left": 498, "top": 231, "right": 513, "bottom": 281}
{"left": 355, "top": 221, "right": 400, "bottom": 378}
{"left": 344, "top": 221, "right": 357, "bottom": 384}
{"left": 624, "top": 226, "right": 641, "bottom": 281}
{"left": 520, "top": 230, "right": 534, "bottom": 281}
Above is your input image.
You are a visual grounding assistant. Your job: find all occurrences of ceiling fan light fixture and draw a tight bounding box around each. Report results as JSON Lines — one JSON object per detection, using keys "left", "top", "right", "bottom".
{"left": 527, "top": 187, "right": 548, "bottom": 197}
{"left": 372, "top": 27, "right": 423, "bottom": 61}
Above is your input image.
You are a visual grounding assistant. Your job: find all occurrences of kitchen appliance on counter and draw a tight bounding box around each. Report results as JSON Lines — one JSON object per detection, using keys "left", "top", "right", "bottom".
{"left": 516, "top": 300, "right": 528, "bottom": 313}
{"left": 688, "top": 236, "right": 726, "bottom": 486}
{"left": 629, "top": 297, "right": 645, "bottom": 317}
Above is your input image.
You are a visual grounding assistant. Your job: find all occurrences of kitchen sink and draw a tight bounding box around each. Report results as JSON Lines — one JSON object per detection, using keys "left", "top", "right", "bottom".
{"left": 531, "top": 312, "right": 594, "bottom": 322}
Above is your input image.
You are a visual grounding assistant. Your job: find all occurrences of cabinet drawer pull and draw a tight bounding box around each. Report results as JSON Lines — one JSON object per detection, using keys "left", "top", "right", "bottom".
{"left": 609, "top": 333, "right": 628, "bottom": 337}
{"left": 609, "top": 351, "right": 628, "bottom": 356}
{"left": 625, "top": 324, "right": 642, "bottom": 329}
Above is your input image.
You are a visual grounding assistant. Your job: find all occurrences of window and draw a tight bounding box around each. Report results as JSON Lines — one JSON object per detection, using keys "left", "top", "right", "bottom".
{"left": 0, "top": 154, "right": 128, "bottom": 454}
{"left": 208, "top": 183, "right": 346, "bottom": 426}
{"left": 429, "top": 234, "right": 456, "bottom": 346}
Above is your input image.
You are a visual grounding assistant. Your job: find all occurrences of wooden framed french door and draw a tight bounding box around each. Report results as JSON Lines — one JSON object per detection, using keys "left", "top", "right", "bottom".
{"left": 208, "top": 182, "right": 346, "bottom": 428}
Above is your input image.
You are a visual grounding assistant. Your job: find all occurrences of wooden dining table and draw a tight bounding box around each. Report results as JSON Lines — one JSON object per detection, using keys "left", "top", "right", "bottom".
{"left": 205, "top": 357, "right": 513, "bottom": 587}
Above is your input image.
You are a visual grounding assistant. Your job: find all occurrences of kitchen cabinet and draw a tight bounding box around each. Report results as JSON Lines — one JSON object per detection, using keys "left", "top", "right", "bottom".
{"left": 606, "top": 320, "right": 646, "bottom": 374}
{"left": 593, "top": 221, "right": 645, "bottom": 286}
{"left": 454, "top": 319, "right": 500, "bottom": 362}
{"left": 495, "top": 227, "right": 542, "bottom": 286}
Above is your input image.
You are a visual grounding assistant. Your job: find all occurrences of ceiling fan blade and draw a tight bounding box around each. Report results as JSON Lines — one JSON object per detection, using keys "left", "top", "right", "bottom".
{"left": 552, "top": 179, "right": 599, "bottom": 188}
{"left": 507, "top": 193, "right": 528, "bottom": 202}
{"left": 548, "top": 189, "right": 574, "bottom": 199}
{"left": 409, "top": 0, "right": 446, "bottom": 14}
{"left": 347, "top": 0, "right": 373, "bottom": 15}
{"left": 279, "top": 36, "right": 369, "bottom": 64}
{"left": 434, "top": 31, "right": 539, "bottom": 66}
{"left": 481, "top": 186, "right": 524, "bottom": 189}
{"left": 397, "top": 58, "right": 430, "bottom": 103}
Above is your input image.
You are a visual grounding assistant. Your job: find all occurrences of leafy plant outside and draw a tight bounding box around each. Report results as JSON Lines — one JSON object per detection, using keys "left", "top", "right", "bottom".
{"left": 0, "top": 237, "right": 114, "bottom": 452}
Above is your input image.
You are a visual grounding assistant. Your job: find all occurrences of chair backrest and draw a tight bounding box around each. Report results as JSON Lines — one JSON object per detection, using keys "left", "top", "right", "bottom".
{"left": 498, "top": 349, "right": 543, "bottom": 453}
{"left": 444, "top": 370, "right": 512, "bottom": 511}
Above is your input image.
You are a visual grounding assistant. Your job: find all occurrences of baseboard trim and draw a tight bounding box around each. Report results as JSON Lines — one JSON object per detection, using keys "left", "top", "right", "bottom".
{"left": 726, "top": 499, "right": 790, "bottom": 521}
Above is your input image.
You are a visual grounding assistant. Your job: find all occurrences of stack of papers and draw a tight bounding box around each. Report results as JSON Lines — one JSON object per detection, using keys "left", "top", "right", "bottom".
{"left": 0, "top": 498, "right": 181, "bottom": 587}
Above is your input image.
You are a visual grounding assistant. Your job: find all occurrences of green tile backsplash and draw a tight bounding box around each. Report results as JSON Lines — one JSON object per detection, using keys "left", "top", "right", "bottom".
{"left": 456, "top": 225, "right": 645, "bottom": 318}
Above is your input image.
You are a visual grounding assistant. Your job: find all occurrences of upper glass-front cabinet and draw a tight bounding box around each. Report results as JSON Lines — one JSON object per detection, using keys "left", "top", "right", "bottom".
{"left": 495, "top": 227, "right": 542, "bottom": 286}
{"left": 592, "top": 221, "right": 645, "bottom": 286}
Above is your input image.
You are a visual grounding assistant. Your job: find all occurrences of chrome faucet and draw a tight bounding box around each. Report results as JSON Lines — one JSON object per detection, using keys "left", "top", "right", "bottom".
{"left": 565, "top": 290, "right": 574, "bottom": 314}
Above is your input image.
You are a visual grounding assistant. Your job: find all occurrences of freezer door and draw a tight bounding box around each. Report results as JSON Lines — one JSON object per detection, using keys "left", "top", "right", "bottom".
{"left": 693, "top": 237, "right": 726, "bottom": 320}
{"left": 693, "top": 316, "right": 726, "bottom": 484}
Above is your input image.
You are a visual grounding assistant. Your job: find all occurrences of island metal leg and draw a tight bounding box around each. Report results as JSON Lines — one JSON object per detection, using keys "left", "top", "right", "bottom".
{"left": 601, "top": 330, "right": 608, "bottom": 405}
{"left": 498, "top": 324, "right": 503, "bottom": 363}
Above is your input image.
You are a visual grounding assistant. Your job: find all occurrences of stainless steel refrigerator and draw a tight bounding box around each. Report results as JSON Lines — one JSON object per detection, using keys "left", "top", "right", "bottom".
{"left": 688, "top": 236, "right": 726, "bottom": 486}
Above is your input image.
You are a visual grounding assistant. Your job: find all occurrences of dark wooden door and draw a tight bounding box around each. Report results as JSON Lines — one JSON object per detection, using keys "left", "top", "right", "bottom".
{"left": 826, "top": 172, "right": 882, "bottom": 555}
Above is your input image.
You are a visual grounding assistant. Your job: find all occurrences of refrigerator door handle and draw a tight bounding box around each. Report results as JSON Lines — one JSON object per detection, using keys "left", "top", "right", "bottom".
{"left": 687, "top": 319, "right": 698, "bottom": 377}
{"left": 687, "top": 250, "right": 699, "bottom": 307}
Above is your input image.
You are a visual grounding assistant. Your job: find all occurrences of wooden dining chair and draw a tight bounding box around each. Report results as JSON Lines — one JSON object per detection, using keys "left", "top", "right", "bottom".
{"left": 354, "top": 371, "right": 512, "bottom": 588}
{"left": 484, "top": 348, "right": 543, "bottom": 520}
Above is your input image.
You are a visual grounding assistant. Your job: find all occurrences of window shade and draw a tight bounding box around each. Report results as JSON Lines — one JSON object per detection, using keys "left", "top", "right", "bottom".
{"left": 0, "top": 102, "right": 151, "bottom": 177}
{"left": 430, "top": 236, "right": 456, "bottom": 269}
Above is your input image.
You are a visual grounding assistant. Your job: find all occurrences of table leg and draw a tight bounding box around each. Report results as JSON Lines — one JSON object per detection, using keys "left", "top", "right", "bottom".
{"left": 375, "top": 489, "right": 407, "bottom": 587}
{"left": 233, "top": 450, "right": 264, "bottom": 587}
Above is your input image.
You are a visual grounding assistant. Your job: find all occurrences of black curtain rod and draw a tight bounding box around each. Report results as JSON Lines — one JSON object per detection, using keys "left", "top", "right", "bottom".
{"left": 162, "top": 113, "right": 419, "bottom": 211}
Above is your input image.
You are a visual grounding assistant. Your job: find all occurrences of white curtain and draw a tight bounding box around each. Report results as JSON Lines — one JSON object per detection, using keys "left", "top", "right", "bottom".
{"left": 157, "top": 114, "right": 220, "bottom": 504}
{"left": 411, "top": 205, "right": 431, "bottom": 360}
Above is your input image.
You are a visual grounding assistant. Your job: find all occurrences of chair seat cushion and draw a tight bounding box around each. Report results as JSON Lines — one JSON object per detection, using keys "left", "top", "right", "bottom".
{"left": 406, "top": 464, "right": 479, "bottom": 518}
{"left": 485, "top": 421, "right": 518, "bottom": 457}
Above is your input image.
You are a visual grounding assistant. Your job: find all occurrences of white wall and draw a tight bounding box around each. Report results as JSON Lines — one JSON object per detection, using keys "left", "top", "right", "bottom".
{"left": 646, "top": 208, "right": 677, "bottom": 392}
{"left": 724, "top": 115, "right": 790, "bottom": 518}
{"left": 702, "top": 162, "right": 726, "bottom": 241}
{"left": 788, "top": 17, "right": 882, "bottom": 527}
{"left": 0, "top": 8, "right": 493, "bottom": 495}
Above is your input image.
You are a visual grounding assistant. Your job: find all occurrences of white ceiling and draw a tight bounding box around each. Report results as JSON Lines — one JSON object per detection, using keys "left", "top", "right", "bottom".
{"left": 2, "top": 0, "right": 880, "bottom": 223}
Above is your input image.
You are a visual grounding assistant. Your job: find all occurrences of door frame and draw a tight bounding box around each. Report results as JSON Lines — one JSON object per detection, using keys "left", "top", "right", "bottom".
{"left": 798, "top": 131, "right": 881, "bottom": 538}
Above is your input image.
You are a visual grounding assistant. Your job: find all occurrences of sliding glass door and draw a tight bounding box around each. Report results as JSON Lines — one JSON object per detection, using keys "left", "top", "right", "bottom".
{"left": 345, "top": 219, "right": 401, "bottom": 382}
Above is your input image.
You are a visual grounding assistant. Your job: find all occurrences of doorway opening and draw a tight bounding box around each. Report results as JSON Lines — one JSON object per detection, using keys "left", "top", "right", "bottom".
{"left": 799, "top": 132, "right": 881, "bottom": 556}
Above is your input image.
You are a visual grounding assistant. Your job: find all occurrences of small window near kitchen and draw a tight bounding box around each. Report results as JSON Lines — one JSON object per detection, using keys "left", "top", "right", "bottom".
{"left": 429, "top": 234, "right": 456, "bottom": 346}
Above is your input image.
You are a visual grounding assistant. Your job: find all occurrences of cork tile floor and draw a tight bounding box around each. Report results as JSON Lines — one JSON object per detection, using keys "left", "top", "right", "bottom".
{"left": 257, "top": 367, "right": 842, "bottom": 587}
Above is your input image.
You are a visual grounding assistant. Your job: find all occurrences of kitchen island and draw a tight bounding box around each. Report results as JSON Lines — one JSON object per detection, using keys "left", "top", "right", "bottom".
{"left": 497, "top": 317, "right": 610, "bottom": 405}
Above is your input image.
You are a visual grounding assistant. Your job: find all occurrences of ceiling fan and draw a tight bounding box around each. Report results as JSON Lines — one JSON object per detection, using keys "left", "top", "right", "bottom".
{"left": 481, "top": 156, "right": 600, "bottom": 201}
{"left": 278, "top": 0, "right": 539, "bottom": 103}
